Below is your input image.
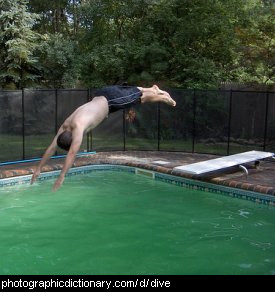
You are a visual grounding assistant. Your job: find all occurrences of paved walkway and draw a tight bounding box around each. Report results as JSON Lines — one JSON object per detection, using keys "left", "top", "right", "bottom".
{"left": 0, "top": 151, "right": 274, "bottom": 196}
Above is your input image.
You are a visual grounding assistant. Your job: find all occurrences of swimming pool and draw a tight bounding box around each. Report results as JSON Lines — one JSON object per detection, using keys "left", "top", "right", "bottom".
{"left": 0, "top": 166, "right": 274, "bottom": 275}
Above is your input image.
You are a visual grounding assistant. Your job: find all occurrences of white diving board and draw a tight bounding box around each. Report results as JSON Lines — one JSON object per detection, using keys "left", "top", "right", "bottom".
{"left": 152, "top": 160, "right": 170, "bottom": 165}
{"left": 173, "top": 151, "right": 274, "bottom": 176}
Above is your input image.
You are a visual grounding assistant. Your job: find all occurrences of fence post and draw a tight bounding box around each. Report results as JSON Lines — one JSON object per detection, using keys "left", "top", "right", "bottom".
{"left": 87, "top": 88, "right": 90, "bottom": 152}
{"left": 157, "top": 102, "right": 160, "bottom": 151}
{"left": 263, "top": 91, "right": 269, "bottom": 151}
{"left": 22, "top": 88, "right": 25, "bottom": 160}
{"left": 55, "top": 89, "right": 58, "bottom": 156}
{"left": 227, "top": 90, "right": 233, "bottom": 155}
{"left": 123, "top": 109, "right": 126, "bottom": 151}
{"left": 55, "top": 89, "right": 58, "bottom": 134}
{"left": 192, "top": 89, "right": 196, "bottom": 153}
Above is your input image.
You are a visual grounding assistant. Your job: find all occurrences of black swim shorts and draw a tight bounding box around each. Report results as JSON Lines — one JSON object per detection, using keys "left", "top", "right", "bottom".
{"left": 94, "top": 85, "right": 142, "bottom": 113}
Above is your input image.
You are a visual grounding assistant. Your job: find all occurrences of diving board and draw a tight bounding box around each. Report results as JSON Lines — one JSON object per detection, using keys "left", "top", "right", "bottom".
{"left": 173, "top": 151, "right": 274, "bottom": 176}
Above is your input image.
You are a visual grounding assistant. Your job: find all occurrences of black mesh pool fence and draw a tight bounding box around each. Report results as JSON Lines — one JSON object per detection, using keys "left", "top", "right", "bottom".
{"left": 0, "top": 88, "right": 274, "bottom": 163}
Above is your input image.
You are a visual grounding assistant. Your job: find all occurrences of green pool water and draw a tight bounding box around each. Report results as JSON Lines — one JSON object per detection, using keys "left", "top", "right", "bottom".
{"left": 0, "top": 171, "right": 275, "bottom": 275}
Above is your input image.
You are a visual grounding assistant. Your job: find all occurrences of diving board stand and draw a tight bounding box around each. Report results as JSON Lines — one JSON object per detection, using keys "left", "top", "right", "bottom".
{"left": 173, "top": 151, "right": 274, "bottom": 176}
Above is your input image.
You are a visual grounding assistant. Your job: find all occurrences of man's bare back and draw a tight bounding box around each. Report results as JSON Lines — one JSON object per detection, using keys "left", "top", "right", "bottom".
{"left": 62, "top": 96, "right": 109, "bottom": 134}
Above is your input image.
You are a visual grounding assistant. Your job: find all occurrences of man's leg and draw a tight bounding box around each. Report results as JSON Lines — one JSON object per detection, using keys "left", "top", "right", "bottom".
{"left": 138, "top": 85, "right": 176, "bottom": 106}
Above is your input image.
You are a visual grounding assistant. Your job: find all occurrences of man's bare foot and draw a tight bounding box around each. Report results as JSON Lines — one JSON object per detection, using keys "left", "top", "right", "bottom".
{"left": 153, "top": 84, "right": 162, "bottom": 94}
{"left": 163, "top": 96, "right": 176, "bottom": 107}
{"left": 153, "top": 85, "right": 176, "bottom": 107}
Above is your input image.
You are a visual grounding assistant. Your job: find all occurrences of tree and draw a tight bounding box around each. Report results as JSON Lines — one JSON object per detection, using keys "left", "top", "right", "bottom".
{"left": 0, "top": 0, "right": 42, "bottom": 88}
{"left": 77, "top": 0, "right": 156, "bottom": 87}
{"left": 38, "top": 33, "right": 79, "bottom": 88}
{"left": 1, "top": 0, "right": 273, "bottom": 89}
{"left": 28, "top": 0, "right": 71, "bottom": 34}
{"left": 235, "top": 0, "right": 275, "bottom": 85}
{"left": 76, "top": 0, "right": 255, "bottom": 88}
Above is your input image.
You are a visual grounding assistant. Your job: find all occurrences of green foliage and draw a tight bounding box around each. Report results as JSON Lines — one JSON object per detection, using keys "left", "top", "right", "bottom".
{"left": 38, "top": 34, "right": 80, "bottom": 88}
{"left": 235, "top": 0, "right": 275, "bottom": 85}
{"left": 28, "top": 0, "right": 71, "bottom": 34}
{"left": 0, "top": 0, "right": 42, "bottom": 88}
{"left": 0, "top": 0, "right": 273, "bottom": 89}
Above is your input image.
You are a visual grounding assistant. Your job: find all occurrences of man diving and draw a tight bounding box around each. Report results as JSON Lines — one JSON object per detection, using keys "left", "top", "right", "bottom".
{"left": 31, "top": 84, "right": 176, "bottom": 191}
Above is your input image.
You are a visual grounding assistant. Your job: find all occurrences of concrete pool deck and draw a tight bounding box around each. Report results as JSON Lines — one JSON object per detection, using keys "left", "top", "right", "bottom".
{"left": 0, "top": 151, "right": 274, "bottom": 196}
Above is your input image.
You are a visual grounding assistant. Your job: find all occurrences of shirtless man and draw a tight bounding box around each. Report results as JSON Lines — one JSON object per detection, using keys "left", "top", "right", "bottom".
{"left": 31, "top": 84, "right": 176, "bottom": 191}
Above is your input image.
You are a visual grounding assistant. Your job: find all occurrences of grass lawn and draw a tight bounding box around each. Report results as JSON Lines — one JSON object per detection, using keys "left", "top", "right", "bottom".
{"left": 0, "top": 134, "right": 267, "bottom": 163}
{"left": 92, "top": 136, "right": 263, "bottom": 155}
{"left": 0, "top": 134, "right": 88, "bottom": 162}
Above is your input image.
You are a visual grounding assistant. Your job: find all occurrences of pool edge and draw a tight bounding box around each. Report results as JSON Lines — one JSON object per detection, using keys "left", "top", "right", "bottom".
{"left": 1, "top": 163, "right": 274, "bottom": 206}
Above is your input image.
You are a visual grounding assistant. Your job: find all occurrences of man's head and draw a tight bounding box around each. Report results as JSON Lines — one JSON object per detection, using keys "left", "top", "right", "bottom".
{"left": 57, "top": 130, "right": 72, "bottom": 151}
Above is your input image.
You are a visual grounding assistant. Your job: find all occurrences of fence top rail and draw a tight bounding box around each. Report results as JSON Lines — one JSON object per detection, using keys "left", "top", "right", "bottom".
{"left": 0, "top": 89, "right": 89, "bottom": 92}
{"left": 0, "top": 90, "right": 22, "bottom": 92}
{"left": 0, "top": 88, "right": 274, "bottom": 94}
{"left": 172, "top": 88, "right": 275, "bottom": 94}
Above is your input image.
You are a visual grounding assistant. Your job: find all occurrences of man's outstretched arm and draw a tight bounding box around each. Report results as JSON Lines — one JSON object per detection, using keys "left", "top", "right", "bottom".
{"left": 30, "top": 133, "right": 60, "bottom": 185}
{"left": 52, "top": 128, "right": 83, "bottom": 192}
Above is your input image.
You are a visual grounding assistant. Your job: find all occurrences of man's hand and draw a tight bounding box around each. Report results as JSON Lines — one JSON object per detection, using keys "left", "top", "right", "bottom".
{"left": 31, "top": 168, "right": 40, "bottom": 185}
{"left": 52, "top": 176, "right": 64, "bottom": 192}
